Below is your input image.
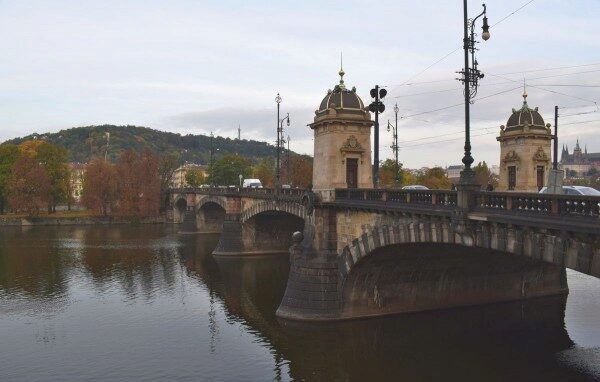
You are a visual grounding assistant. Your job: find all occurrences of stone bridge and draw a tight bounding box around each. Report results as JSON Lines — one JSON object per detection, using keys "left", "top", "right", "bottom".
{"left": 167, "top": 186, "right": 600, "bottom": 321}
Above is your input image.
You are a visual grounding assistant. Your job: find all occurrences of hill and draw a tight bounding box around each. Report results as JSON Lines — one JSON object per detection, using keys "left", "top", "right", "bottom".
{"left": 2, "top": 125, "right": 282, "bottom": 164}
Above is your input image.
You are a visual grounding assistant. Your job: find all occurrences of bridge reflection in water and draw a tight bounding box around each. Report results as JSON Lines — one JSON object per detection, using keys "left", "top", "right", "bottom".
{"left": 178, "top": 233, "right": 594, "bottom": 382}
{"left": 1, "top": 226, "right": 596, "bottom": 381}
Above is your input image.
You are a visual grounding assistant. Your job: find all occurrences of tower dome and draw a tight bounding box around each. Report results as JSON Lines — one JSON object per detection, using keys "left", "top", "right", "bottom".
{"left": 496, "top": 91, "right": 552, "bottom": 192}
{"left": 505, "top": 90, "right": 546, "bottom": 131}
{"left": 316, "top": 66, "right": 365, "bottom": 117}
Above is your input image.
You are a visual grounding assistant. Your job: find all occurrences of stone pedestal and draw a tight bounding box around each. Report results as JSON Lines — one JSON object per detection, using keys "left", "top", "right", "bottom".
{"left": 546, "top": 169, "right": 564, "bottom": 194}
{"left": 212, "top": 214, "right": 244, "bottom": 255}
{"left": 179, "top": 210, "right": 198, "bottom": 233}
{"left": 276, "top": 233, "right": 341, "bottom": 321}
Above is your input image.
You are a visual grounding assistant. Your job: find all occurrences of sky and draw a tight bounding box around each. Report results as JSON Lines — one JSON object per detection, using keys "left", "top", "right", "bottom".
{"left": 0, "top": 0, "right": 599, "bottom": 168}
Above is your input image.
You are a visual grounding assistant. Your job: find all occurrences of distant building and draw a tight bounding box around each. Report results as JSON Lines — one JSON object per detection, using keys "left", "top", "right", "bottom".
{"left": 69, "top": 163, "right": 85, "bottom": 202}
{"left": 560, "top": 140, "right": 600, "bottom": 177}
{"left": 496, "top": 91, "right": 553, "bottom": 192}
{"left": 490, "top": 165, "right": 500, "bottom": 176}
{"left": 172, "top": 163, "right": 208, "bottom": 188}
{"left": 445, "top": 165, "right": 463, "bottom": 180}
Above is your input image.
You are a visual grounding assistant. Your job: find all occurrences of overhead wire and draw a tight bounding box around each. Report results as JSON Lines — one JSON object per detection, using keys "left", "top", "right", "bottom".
{"left": 393, "top": 0, "right": 538, "bottom": 87}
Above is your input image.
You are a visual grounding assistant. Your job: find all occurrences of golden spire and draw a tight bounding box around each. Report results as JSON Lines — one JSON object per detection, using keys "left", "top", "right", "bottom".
{"left": 338, "top": 52, "right": 345, "bottom": 89}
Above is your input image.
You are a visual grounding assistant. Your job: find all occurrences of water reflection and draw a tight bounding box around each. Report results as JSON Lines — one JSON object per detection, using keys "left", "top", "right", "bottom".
{"left": 0, "top": 226, "right": 598, "bottom": 381}
{"left": 177, "top": 233, "right": 597, "bottom": 382}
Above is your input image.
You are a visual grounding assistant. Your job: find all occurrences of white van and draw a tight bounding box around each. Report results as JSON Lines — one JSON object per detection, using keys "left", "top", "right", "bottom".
{"left": 242, "top": 179, "right": 263, "bottom": 188}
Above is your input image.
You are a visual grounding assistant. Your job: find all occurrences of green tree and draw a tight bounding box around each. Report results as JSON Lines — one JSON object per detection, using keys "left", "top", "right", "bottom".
{"left": 185, "top": 168, "right": 206, "bottom": 187}
{"left": 208, "top": 154, "right": 252, "bottom": 186}
{"left": 379, "top": 159, "right": 402, "bottom": 188}
{"left": 0, "top": 144, "right": 20, "bottom": 213}
{"left": 473, "top": 161, "right": 498, "bottom": 189}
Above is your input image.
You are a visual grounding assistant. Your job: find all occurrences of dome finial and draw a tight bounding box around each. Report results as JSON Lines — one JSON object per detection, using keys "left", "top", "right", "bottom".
{"left": 338, "top": 52, "right": 346, "bottom": 89}
{"left": 522, "top": 78, "right": 528, "bottom": 105}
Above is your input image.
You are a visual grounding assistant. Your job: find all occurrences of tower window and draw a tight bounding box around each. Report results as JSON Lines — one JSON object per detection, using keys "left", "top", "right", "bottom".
{"left": 508, "top": 166, "right": 516, "bottom": 190}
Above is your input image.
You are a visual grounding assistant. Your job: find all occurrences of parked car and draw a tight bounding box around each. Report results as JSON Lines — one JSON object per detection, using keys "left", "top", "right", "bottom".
{"left": 281, "top": 184, "right": 291, "bottom": 189}
{"left": 401, "top": 185, "right": 430, "bottom": 190}
{"left": 539, "top": 186, "right": 600, "bottom": 196}
{"left": 242, "top": 178, "right": 263, "bottom": 188}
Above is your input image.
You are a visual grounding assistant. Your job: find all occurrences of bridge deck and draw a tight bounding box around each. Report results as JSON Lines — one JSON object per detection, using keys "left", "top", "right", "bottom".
{"left": 171, "top": 187, "right": 600, "bottom": 234}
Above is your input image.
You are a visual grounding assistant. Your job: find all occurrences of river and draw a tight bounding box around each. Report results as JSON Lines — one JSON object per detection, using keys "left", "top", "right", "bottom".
{"left": 0, "top": 225, "right": 598, "bottom": 381}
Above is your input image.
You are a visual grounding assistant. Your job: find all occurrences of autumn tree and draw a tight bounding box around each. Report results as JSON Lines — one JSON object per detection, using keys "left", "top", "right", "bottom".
{"left": 158, "top": 153, "right": 181, "bottom": 211}
{"left": 82, "top": 158, "right": 118, "bottom": 216}
{"left": 6, "top": 155, "right": 51, "bottom": 215}
{"left": 185, "top": 168, "right": 206, "bottom": 187}
{"left": 417, "top": 167, "right": 452, "bottom": 189}
{"left": 283, "top": 155, "right": 313, "bottom": 188}
{"left": 116, "top": 150, "right": 161, "bottom": 217}
{"left": 208, "top": 154, "right": 252, "bottom": 186}
{"left": 0, "top": 144, "right": 20, "bottom": 213}
{"left": 253, "top": 158, "right": 275, "bottom": 187}
{"left": 19, "top": 140, "right": 70, "bottom": 212}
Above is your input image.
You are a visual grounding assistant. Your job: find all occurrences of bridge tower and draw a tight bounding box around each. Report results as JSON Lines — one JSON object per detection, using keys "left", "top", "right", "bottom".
{"left": 310, "top": 65, "right": 373, "bottom": 197}
{"left": 497, "top": 91, "right": 553, "bottom": 192}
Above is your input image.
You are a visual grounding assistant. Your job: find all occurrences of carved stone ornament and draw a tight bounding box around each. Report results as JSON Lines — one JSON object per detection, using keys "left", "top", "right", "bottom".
{"left": 502, "top": 150, "right": 521, "bottom": 163}
{"left": 533, "top": 146, "right": 549, "bottom": 162}
{"left": 340, "top": 135, "right": 365, "bottom": 163}
{"left": 341, "top": 135, "right": 362, "bottom": 151}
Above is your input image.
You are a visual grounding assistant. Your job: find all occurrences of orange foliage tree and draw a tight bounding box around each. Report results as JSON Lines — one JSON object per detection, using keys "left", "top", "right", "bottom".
{"left": 6, "top": 155, "right": 51, "bottom": 215}
{"left": 417, "top": 167, "right": 452, "bottom": 189}
{"left": 82, "top": 158, "right": 118, "bottom": 216}
{"left": 116, "top": 150, "right": 161, "bottom": 217}
{"left": 284, "top": 155, "right": 313, "bottom": 188}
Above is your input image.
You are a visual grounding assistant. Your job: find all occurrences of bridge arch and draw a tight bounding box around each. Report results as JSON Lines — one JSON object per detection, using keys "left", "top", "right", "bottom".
{"left": 196, "top": 196, "right": 228, "bottom": 233}
{"left": 335, "top": 221, "right": 597, "bottom": 319}
{"left": 240, "top": 200, "right": 307, "bottom": 223}
{"left": 196, "top": 195, "right": 228, "bottom": 212}
{"left": 338, "top": 221, "right": 598, "bottom": 279}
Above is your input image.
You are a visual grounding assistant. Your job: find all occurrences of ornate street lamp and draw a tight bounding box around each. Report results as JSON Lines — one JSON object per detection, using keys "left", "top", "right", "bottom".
{"left": 457, "top": 2, "right": 490, "bottom": 184}
{"left": 387, "top": 103, "right": 400, "bottom": 186}
{"left": 275, "top": 93, "right": 290, "bottom": 189}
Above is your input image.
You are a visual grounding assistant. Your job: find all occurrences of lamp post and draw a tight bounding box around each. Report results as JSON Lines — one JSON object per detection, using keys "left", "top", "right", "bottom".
{"left": 368, "top": 85, "right": 387, "bottom": 188}
{"left": 275, "top": 93, "right": 290, "bottom": 189}
{"left": 210, "top": 132, "right": 219, "bottom": 186}
{"left": 457, "top": 2, "right": 490, "bottom": 184}
{"left": 553, "top": 105, "right": 559, "bottom": 170}
{"left": 286, "top": 135, "right": 291, "bottom": 186}
{"left": 387, "top": 103, "right": 400, "bottom": 186}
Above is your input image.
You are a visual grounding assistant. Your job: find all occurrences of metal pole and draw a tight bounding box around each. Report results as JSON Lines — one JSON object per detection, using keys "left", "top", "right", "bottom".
{"left": 210, "top": 132, "right": 214, "bottom": 185}
{"left": 554, "top": 105, "right": 558, "bottom": 170}
{"left": 461, "top": 0, "right": 474, "bottom": 182}
{"left": 276, "top": 99, "right": 281, "bottom": 188}
{"left": 373, "top": 85, "right": 380, "bottom": 188}
{"left": 287, "top": 135, "right": 290, "bottom": 186}
{"left": 395, "top": 106, "right": 399, "bottom": 185}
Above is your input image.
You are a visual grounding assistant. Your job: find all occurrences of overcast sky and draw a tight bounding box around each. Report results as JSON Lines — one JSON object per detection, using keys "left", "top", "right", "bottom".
{"left": 1, "top": 0, "right": 599, "bottom": 168}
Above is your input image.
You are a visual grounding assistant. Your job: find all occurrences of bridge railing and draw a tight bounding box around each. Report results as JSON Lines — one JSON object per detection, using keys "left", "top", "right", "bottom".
{"left": 334, "top": 189, "right": 457, "bottom": 208}
{"left": 171, "top": 187, "right": 306, "bottom": 202}
{"left": 474, "top": 191, "right": 600, "bottom": 218}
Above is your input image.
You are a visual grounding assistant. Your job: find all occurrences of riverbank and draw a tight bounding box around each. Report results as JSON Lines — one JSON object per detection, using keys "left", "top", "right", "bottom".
{"left": 0, "top": 211, "right": 165, "bottom": 226}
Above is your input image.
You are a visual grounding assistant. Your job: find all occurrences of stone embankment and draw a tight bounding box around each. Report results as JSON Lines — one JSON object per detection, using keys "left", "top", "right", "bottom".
{"left": 0, "top": 216, "right": 165, "bottom": 226}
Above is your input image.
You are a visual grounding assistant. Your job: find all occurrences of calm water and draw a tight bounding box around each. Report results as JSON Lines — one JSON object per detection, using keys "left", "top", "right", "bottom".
{"left": 0, "top": 225, "right": 599, "bottom": 382}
